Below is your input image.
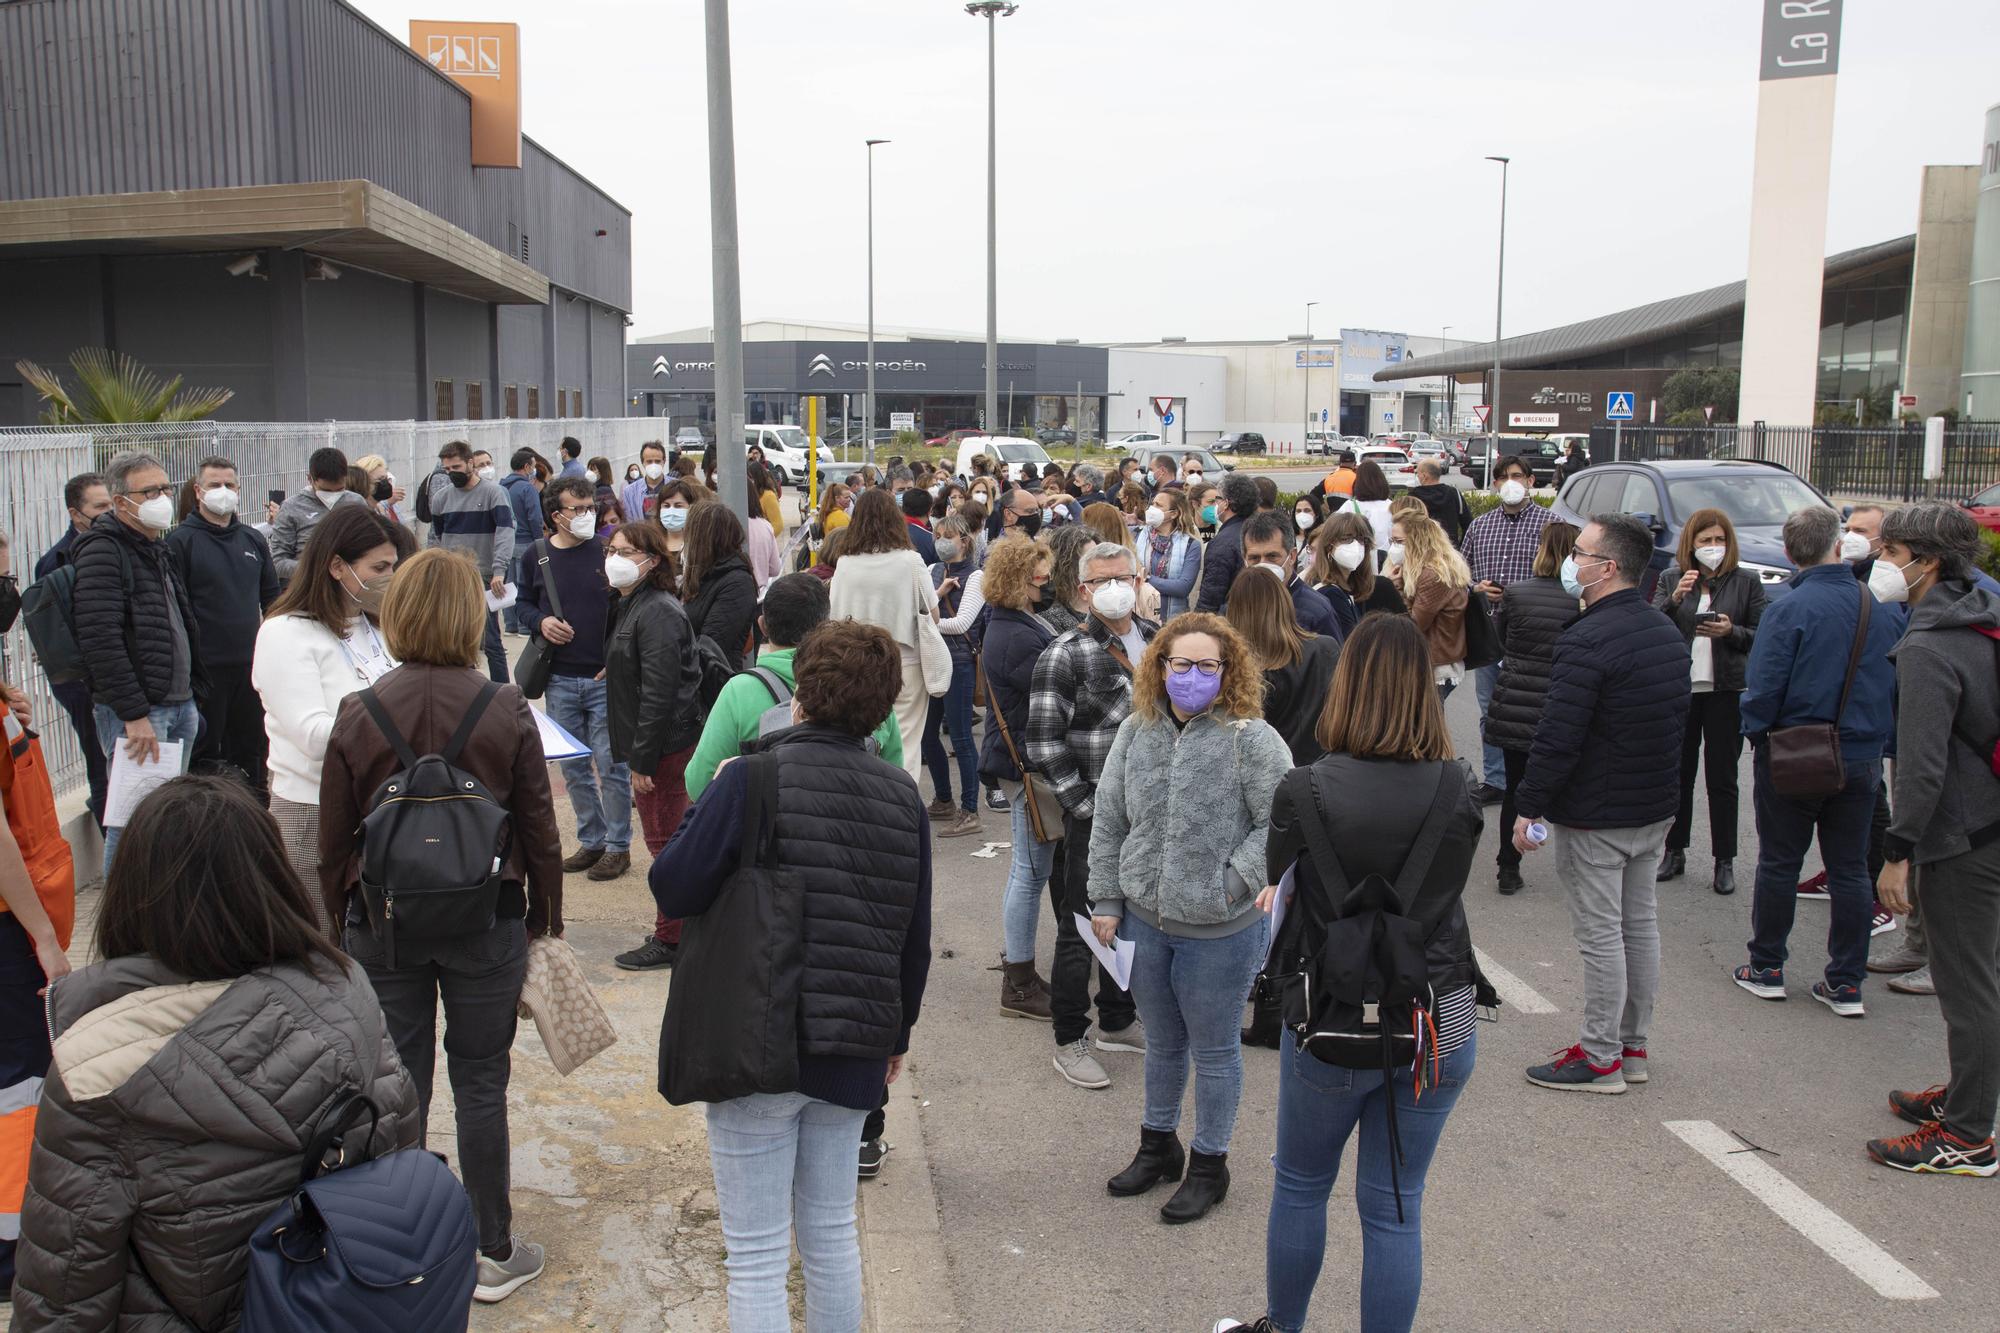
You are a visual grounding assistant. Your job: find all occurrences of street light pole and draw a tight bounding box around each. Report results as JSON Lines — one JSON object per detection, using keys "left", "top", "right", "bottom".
{"left": 865, "top": 138, "right": 888, "bottom": 468}
{"left": 966, "top": 2, "right": 1017, "bottom": 436}
{"left": 1442, "top": 325, "right": 1453, "bottom": 435}
{"left": 1303, "top": 299, "right": 1319, "bottom": 455}
{"left": 705, "top": 0, "right": 746, "bottom": 518}
{"left": 1485, "top": 155, "right": 1509, "bottom": 482}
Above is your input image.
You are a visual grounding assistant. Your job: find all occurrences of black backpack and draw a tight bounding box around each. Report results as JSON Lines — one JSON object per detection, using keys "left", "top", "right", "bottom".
{"left": 21, "top": 542, "right": 134, "bottom": 687}
{"left": 354, "top": 681, "right": 511, "bottom": 967}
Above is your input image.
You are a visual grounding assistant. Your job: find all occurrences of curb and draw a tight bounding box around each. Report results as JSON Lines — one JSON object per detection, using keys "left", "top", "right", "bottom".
{"left": 858, "top": 1059, "right": 962, "bottom": 1330}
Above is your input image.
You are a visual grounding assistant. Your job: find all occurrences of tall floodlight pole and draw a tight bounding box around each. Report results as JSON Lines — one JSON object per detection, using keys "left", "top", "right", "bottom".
{"left": 1485, "top": 155, "right": 1509, "bottom": 481}
{"left": 966, "top": 2, "right": 1017, "bottom": 435}
{"left": 706, "top": 0, "right": 746, "bottom": 517}
{"left": 865, "top": 138, "right": 889, "bottom": 468}
{"left": 1442, "top": 325, "right": 1454, "bottom": 433}
{"left": 1303, "top": 300, "right": 1319, "bottom": 452}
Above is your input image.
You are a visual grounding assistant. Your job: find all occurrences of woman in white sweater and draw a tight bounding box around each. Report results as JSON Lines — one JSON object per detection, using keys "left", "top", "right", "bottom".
{"left": 830, "top": 488, "right": 939, "bottom": 784}
{"left": 252, "top": 505, "right": 410, "bottom": 931}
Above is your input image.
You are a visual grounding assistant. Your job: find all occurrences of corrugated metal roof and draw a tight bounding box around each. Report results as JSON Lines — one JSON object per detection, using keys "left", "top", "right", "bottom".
{"left": 1373, "top": 234, "right": 1916, "bottom": 382}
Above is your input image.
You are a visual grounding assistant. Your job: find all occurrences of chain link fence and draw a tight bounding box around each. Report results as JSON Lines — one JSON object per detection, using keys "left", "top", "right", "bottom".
{"left": 0, "top": 417, "right": 662, "bottom": 801}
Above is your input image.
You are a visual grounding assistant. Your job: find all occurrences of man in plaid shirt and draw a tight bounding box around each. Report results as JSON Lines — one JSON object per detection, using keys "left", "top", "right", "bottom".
{"left": 1026, "top": 541, "right": 1154, "bottom": 1090}
{"left": 1462, "top": 453, "right": 1556, "bottom": 801}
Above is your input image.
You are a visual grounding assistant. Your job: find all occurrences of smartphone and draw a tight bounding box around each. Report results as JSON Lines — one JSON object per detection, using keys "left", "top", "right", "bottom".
{"left": 268, "top": 489, "right": 286, "bottom": 505}
{"left": 1696, "top": 611, "right": 1723, "bottom": 624}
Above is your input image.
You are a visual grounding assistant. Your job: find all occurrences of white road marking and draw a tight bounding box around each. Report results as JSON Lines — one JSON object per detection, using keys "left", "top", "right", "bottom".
{"left": 1472, "top": 946, "right": 1559, "bottom": 1014}
{"left": 1663, "top": 1120, "right": 1938, "bottom": 1301}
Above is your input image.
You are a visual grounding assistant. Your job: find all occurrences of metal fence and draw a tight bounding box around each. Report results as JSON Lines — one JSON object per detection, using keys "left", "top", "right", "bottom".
{"left": 0, "top": 416, "right": 660, "bottom": 801}
{"left": 1586, "top": 421, "right": 2000, "bottom": 502}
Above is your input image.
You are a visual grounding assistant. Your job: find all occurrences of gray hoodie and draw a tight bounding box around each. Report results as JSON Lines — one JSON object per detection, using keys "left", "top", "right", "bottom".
{"left": 1886, "top": 577, "right": 2000, "bottom": 865}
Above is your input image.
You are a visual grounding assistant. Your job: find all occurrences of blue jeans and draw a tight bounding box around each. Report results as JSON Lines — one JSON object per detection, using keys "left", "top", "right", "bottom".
{"left": 706, "top": 1091, "right": 869, "bottom": 1333}
{"left": 1265, "top": 1030, "right": 1476, "bottom": 1333}
{"left": 1123, "top": 910, "right": 1267, "bottom": 1156}
{"left": 1003, "top": 784, "right": 1054, "bottom": 963}
{"left": 1473, "top": 662, "right": 1505, "bottom": 788}
{"left": 1748, "top": 749, "right": 1880, "bottom": 991}
{"left": 95, "top": 698, "right": 200, "bottom": 876}
{"left": 920, "top": 657, "right": 978, "bottom": 813}
{"left": 482, "top": 609, "right": 508, "bottom": 685}
{"left": 544, "top": 674, "right": 631, "bottom": 853}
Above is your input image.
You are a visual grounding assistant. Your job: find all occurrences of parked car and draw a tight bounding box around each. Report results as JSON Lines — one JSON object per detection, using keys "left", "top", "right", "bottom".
{"left": 1961, "top": 483, "right": 2000, "bottom": 533}
{"left": 1036, "top": 426, "right": 1077, "bottom": 447}
{"left": 1214, "top": 432, "right": 1268, "bottom": 456}
{"left": 1304, "top": 431, "right": 1340, "bottom": 456}
{"left": 1355, "top": 445, "right": 1417, "bottom": 488}
{"left": 1109, "top": 431, "right": 1164, "bottom": 449}
{"left": 812, "top": 459, "right": 870, "bottom": 494}
{"left": 744, "top": 424, "right": 836, "bottom": 487}
{"left": 952, "top": 435, "right": 1053, "bottom": 484}
{"left": 1551, "top": 458, "right": 1834, "bottom": 601}
{"left": 674, "top": 427, "right": 707, "bottom": 450}
{"left": 928, "top": 427, "right": 986, "bottom": 450}
{"left": 1130, "top": 444, "right": 1230, "bottom": 478}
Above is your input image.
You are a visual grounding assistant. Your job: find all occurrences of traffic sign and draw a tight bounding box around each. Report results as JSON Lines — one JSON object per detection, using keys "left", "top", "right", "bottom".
{"left": 1702, "top": 404, "right": 1716, "bottom": 424}
{"left": 1152, "top": 396, "right": 1174, "bottom": 418}
{"left": 1161, "top": 411, "right": 1175, "bottom": 426}
{"left": 1320, "top": 408, "right": 1329, "bottom": 423}
{"left": 1606, "top": 391, "right": 1636, "bottom": 421}
{"left": 1474, "top": 404, "right": 1491, "bottom": 427}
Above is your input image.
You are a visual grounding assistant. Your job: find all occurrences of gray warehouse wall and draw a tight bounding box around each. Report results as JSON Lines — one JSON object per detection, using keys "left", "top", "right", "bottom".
{"left": 305, "top": 265, "right": 420, "bottom": 419}
{"left": 109, "top": 255, "right": 279, "bottom": 420}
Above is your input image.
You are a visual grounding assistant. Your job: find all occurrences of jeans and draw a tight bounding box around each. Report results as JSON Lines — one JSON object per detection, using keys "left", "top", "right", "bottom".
{"left": 347, "top": 914, "right": 527, "bottom": 1253}
{"left": 1496, "top": 748, "right": 1529, "bottom": 870}
{"left": 920, "top": 657, "right": 978, "bottom": 813}
{"left": 1553, "top": 819, "right": 1670, "bottom": 1066}
{"left": 193, "top": 662, "right": 269, "bottom": 803}
{"left": 705, "top": 1091, "right": 869, "bottom": 1333}
{"left": 1003, "top": 783, "right": 1054, "bottom": 964}
{"left": 635, "top": 745, "right": 694, "bottom": 945}
{"left": 1668, "top": 690, "right": 1742, "bottom": 858}
{"left": 1748, "top": 750, "right": 1881, "bottom": 991}
{"left": 482, "top": 609, "right": 509, "bottom": 685}
{"left": 545, "top": 674, "right": 631, "bottom": 853}
{"left": 1124, "top": 910, "right": 1267, "bottom": 1156}
{"left": 95, "top": 698, "right": 200, "bottom": 876}
{"left": 1472, "top": 662, "right": 1505, "bottom": 788}
{"left": 1265, "top": 1031, "right": 1476, "bottom": 1333}
{"left": 1916, "top": 840, "right": 2000, "bottom": 1140}
{"left": 1049, "top": 811, "right": 1136, "bottom": 1045}
{"left": 51, "top": 677, "right": 106, "bottom": 827}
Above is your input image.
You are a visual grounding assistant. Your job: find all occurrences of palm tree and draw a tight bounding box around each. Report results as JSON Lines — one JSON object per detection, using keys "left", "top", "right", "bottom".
{"left": 14, "top": 348, "right": 233, "bottom": 424}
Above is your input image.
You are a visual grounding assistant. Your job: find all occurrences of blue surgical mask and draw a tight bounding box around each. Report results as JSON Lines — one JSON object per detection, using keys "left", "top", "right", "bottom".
{"left": 662, "top": 507, "right": 688, "bottom": 532}
{"left": 1201, "top": 504, "right": 1218, "bottom": 526}
{"left": 1560, "top": 554, "right": 1608, "bottom": 599}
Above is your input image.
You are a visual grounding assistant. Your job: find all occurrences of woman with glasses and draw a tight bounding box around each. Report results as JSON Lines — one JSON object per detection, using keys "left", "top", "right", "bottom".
{"left": 1088, "top": 613, "right": 1291, "bottom": 1225}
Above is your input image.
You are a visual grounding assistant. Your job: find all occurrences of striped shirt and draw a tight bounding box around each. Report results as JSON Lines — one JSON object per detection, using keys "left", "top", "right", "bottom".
{"left": 1433, "top": 983, "right": 1477, "bottom": 1057}
{"left": 424, "top": 475, "right": 516, "bottom": 578}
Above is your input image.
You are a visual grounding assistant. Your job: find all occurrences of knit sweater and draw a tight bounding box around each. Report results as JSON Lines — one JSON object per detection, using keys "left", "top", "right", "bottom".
{"left": 424, "top": 475, "right": 515, "bottom": 577}
{"left": 829, "top": 550, "right": 936, "bottom": 652}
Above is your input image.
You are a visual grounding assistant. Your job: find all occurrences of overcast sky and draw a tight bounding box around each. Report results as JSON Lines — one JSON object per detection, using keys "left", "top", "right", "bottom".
{"left": 354, "top": 0, "right": 1995, "bottom": 346}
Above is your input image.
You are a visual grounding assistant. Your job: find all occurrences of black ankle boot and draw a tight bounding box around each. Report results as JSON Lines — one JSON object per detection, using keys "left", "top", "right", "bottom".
{"left": 1107, "top": 1128, "right": 1184, "bottom": 1197}
{"left": 1655, "top": 849, "right": 1686, "bottom": 882}
{"left": 1712, "top": 858, "right": 1736, "bottom": 896}
{"left": 1497, "top": 865, "right": 1524, "bottom": 896}
{"left": 1160, "top": 1150, "right": 1229, "bottom": 1223}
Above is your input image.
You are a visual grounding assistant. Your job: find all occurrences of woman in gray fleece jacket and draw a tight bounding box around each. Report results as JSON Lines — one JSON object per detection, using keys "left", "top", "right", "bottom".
{"left": 1088, "top": 611, "right": 1293, "bottom": 1224}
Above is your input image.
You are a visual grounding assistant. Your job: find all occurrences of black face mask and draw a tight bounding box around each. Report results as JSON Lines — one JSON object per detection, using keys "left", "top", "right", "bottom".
{"left": 1015, "top": 510, "right": 1043, "bottom": 538}
{"left": 447, "top": 470, "right": 472, "bottom": 489}
{"left": 372, "top": 477, "right": 393, "bottom": 501}
{"left": 0, "top": 574, "right": 17, "bottom": 634}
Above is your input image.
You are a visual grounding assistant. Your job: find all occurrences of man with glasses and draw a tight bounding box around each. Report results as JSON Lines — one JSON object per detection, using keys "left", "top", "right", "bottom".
{"left": 1513, "top": 514, "right": 1689, "bottom": 1094}
{"left": 1026, "top": 542, "right": 1152, "bottom": 1091}
{"left": 165, "top": 455, "right": 278, "bottom": 802}
{"left": 71, "top": 451, "right": 203, "bottom": 874}
{"left": 519, "top": 477, "right": 632, "bottom": 884}
{"left": 1462, "top": 454, "right": 1556, "bottom": 803}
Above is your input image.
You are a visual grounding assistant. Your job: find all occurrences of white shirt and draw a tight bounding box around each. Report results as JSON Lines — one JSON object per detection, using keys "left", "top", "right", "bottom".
{"left": 254, "top": 613, "right": 393, "bottom": 805}
{"left": 1689, "top": 590, "right": 1715, "bottom": 692}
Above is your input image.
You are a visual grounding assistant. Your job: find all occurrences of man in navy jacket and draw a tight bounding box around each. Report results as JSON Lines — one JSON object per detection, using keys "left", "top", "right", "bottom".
{"left": 1514, "top": 513, "right": 1690, "bottom": 1094}
{"left": 1734, "top": 505, "right": 1899, "bottom": 1017}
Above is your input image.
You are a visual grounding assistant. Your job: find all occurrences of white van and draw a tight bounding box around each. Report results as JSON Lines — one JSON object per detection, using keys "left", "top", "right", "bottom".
{"left": 952, "top": 435, "right": 1053, "bottom": 484}
{"left": 743, "top": 424, "right": 835, "bottom": 487}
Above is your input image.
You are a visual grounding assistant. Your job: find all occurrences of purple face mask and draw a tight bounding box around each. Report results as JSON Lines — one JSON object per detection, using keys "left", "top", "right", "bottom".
{"left": 1165, "top": 664, "right": 1223, "bottom": 715}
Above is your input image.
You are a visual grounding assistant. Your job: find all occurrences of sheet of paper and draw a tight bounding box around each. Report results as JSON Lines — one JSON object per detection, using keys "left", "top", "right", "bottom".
{"left": 1072, "top": 913, "right": 1135, "bottom": 991}
{"left": 532, "top": 707, "right": 590, "bottom": 761}
{"left": 1263, "top": 864, "right": 1294, "bottom": 968}
{"left": 485, "top": 582, "right": 519, "bottom": 611}
{"left": 104, "top": 740, "right": 187, "bottom": 828}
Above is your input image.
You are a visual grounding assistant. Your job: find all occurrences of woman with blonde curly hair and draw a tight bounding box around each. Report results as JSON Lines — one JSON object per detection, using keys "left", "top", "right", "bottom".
{"left": 1388, "top": 512, "right": 1472, "bottom": 697}
{"left": 1086, "top": 611, "right": 1293, "bottom": 1224}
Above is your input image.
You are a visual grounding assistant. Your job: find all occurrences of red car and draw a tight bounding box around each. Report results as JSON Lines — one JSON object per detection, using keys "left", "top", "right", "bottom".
{"left": 1963, "top": 483, "right": 2000, "bottom": 533}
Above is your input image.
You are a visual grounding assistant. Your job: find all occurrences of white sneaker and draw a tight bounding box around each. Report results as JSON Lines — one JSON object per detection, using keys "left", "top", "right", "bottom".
{"left": 1094, "top": 1018, "right": 1147, "bottom": 1053}
{"left": 1053, "top": 1038, "right": 1111, "bottom": 1089}
{"left": 474, "top": 1236, "right": 545, "bottom": 1303}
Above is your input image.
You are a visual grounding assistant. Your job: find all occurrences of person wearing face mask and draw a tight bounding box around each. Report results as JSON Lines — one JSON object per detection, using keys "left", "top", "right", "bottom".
{"left": 992, "top": 484, "right": 1045, "bottom": 547}
{"left": 252, "top": 504, "right": 410, "bottom": 924}
{"left": 620, "top": 441, "right": 673, "bottom": 527}
{"left": 497, "top": 450, "right": 542, "bottom": 634}
{"left": 1088, "top": 613, "right": 1290, "bottom": 1223}
{"left": 1196, "top": 474, "right": 1263, "bottom": 616}
{"left": 71, "top": 452, "right": 205, "bottom": 876}
{"left": 1241, "top": 512, "right": 1342, "bottom": 640}
{"left": 1025, "top": 543, "right": 1154, "bottom": 1092}
{"left": 1487, "top": 521, "right": 1583, "bottom": 897}
{"left": 1309, "top": 511, "right": 1406, "bottom": 636}
{"left": 655, "top": 477, "right": 705, "bottom": 579}
{"left": 33, "top": 473, "right": 116, "bottom": 829}
{"left": 268, "top": 446, "right": 352, "bottom": 581}
{"left": 1461, "top": 455, "right": 1555, "bottom": 804}
{"left": 165, "top": 456, "right": 280, "bottom": 802}
{"left": 1142, "top": 489, "right": 1204, "bottom": 619}
{"left": 424, "top": 440, "right": 517, "bottom": 685}
{"left": 919, "top": 516, "right": 987, "bottom": 838}
{"left": 518, "top": 477, "right": 632, "bottom": 886}
{"left": 1861, "top": 502, "right": 2000, "bottom": 1177}
{"left": 1648, "top": 509, "right": 1766, "bottom": 896}
{"left": 1512, "top": 514, "right": 1690, "bottom": 1094}
{"left": 1734, "top": 506, "right": 1900, "bottom": 1020}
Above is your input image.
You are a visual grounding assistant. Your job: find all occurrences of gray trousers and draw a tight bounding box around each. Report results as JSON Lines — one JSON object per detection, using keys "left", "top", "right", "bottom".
{"left": 1554, "top": 820, "right": 1672, "bottom": 1066}
{"left": 1916, "top": 840, "right": 2000, "bottom": 1140}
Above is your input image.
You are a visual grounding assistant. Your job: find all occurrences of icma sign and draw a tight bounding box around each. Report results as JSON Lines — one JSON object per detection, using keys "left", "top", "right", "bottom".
{"left": 1759, "top": 0, "right": 1841, "bottom": 80}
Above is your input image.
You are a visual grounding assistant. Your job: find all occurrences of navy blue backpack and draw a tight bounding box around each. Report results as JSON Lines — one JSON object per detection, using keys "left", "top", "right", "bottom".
{"left": 238, "top": 1091, "right": 478, "bottom": 1332}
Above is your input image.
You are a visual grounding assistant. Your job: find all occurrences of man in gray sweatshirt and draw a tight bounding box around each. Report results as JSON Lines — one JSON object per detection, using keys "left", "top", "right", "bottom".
{"left": 426, "top": 438, "right": 517, "bottom": 683}
{"left": 267, "top": 447, "right": 353, "bottom": 580}
{"left": 1866, "top": 501, "right": 2000, "bottom": 1178}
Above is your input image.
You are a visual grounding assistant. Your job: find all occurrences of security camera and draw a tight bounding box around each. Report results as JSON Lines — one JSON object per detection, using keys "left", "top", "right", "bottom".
{"left": 304, "top": 257, "right": 342, "bottom": 281}
{"left": 223, "top": 253, "right": 264, "bottom": 278}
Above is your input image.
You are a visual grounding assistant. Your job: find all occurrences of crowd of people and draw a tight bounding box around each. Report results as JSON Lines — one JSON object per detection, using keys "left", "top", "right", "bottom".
{"left": 0, "top": 433, "right": 1995, "bottom": 1333}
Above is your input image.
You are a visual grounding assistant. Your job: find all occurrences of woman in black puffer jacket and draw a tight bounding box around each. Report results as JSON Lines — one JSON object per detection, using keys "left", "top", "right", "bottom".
{"left": 1486, "top": 521, "right": 1581, "bottom": 896}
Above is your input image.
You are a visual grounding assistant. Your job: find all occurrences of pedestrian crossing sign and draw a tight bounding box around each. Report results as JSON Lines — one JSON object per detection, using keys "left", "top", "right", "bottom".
{"left": 1606, "top": 391, "right": 1636, "bottom": 420}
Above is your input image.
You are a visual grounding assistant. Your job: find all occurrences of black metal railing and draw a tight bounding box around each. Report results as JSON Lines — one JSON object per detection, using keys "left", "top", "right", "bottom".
{"left": 1585, "top": 421, "right": 2000, "bottom": 501}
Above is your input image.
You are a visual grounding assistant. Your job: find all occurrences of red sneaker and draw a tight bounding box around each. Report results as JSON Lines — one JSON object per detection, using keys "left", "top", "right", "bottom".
{"left": 1796, "top": 871, "right": 1830, "bottom": 902}
{"left": 1888, "top": 1085, "right": 1948, "bottom": 1127}
{"left": 1866, "top": 1121, "right": 1997, "bottom": 1176}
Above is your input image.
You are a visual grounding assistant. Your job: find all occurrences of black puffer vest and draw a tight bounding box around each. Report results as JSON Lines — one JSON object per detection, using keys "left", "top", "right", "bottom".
{"left": 766, "top": 725, "right": 924, "bottom": 1059}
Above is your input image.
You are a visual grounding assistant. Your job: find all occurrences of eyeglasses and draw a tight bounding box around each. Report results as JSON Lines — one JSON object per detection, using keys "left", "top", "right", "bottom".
{"left": 1573, "top": 547, "right": 1607, "bottom": 562}
{"left": 1083, "top": 574, "right": 1136, "bottom": 589}
{"left": 1166, "top": 656, "right": 1224, "bottom": 676}
{"left": 556, "top": 503, "right": 596, "bottom": 517}
{"left": 122, "top": 482, "right": 175, "bottom": 501}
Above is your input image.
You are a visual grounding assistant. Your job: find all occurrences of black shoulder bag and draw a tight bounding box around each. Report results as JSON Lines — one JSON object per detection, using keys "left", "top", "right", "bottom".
{"left": 513, "top": 539, "right": 563, "bottom": 701}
